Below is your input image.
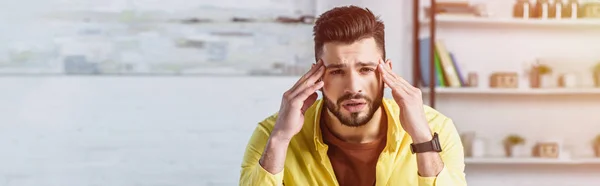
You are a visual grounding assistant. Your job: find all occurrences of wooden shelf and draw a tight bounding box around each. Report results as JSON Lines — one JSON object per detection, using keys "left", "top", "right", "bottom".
{"left": 466, "top": 157, "right": 600, "bottom": 165}
{"left": 420, "top": 15, "right": 600, "bottom": 29}
{"left": 421, "top": 87, "right": 600, "bottom": 95}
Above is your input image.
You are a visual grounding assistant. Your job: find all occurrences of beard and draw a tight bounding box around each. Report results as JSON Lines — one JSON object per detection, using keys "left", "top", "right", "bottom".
{"left": 323, "top": 91, "right": 383, "bottom": 127}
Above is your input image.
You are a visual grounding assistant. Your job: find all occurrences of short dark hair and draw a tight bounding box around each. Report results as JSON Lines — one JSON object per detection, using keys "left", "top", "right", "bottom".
{"left": 313, "top": 5, "right": 386, "bottom": 61}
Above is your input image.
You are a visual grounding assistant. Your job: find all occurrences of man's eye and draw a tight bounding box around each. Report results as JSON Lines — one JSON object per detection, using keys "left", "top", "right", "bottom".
{"left": 330, "top": 70, "right": 343, "bottom": 75}
{"left": 361, "top": 68, "right": 375, "bottom": 73}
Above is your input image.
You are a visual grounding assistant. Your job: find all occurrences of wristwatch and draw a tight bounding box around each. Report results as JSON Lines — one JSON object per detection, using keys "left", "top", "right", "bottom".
{"left": 410, "top": 132, "right": 442, "bottom": 154}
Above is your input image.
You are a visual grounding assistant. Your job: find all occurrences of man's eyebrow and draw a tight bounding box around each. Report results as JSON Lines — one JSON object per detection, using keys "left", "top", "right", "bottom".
{"left": 326, "top": 62, "right": 378, "bottom": 69}
{"left": 326, "top": 63, "right": 346, "bottom": 69}
{"left": 357, "top": 62, "right": 378, "bottom": 67}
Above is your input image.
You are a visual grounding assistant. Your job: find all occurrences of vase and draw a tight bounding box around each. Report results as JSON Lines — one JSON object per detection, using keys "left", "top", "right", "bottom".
{"left": 541, "top": 74, "right": 554, "bottom": 88}
{"left": 529, "top": 69, "right": 541, "bottom": 88}
{"left": 504, "top": 144, "right": 513, "bottom": 157}
{"left": 558, "top": 73, "right": 577, "bottom": 88}
{"left": 594, "top": 72, "right": 600, "bottom": 87}
{"left": 472, "top": 138, "right": 486, "bottom": 158}
{"left": 595, "top": 144, "right": 600, "bottom": 157}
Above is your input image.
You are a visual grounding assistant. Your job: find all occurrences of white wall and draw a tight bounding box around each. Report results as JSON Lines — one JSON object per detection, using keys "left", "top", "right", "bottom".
{"left": 0, "top": 1, "right": 415, "bottom": 185}
{"left": 0, "top": 76, "right": 294, "bottom": 186}
{"left": 3, "top": 0, "right": 600, "bottom": 186}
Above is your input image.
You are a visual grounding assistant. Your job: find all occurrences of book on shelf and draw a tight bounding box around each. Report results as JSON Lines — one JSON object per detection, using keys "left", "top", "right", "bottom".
{"left": 419, "top": 37, "right": 445, "bottom": 87}
{"left": 419, "top": 37, "right": 465, "bottom": 88}
{"left": 449, "top": 52, "right": 466, "bottom": 86}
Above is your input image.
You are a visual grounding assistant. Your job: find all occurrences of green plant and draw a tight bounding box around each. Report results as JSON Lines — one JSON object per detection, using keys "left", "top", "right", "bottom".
{"left": 593, "top": 134, "right": 600, "bottom": 146}
{"left": 537, "top": 64, "right": 553, "bottom": 75}
{"left": 504, "top": 134, "right": 525, "bottom": 146}
{"left": 593, "top": 63, "right": 600, "bottom": 73}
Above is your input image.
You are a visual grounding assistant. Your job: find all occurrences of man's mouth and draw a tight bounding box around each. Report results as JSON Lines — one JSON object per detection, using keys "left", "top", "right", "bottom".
{"left": 342, "top": 99, "right": 367, "bottom": 112}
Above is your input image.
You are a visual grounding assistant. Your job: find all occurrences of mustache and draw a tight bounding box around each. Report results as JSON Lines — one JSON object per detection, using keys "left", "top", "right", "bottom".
{"left": 336, "top": 93, "right": 371, "bottom": 105}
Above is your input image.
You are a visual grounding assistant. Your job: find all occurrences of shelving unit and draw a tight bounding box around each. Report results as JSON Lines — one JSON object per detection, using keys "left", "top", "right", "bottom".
{"left": 419, "top": 15, "right": 600, "bottom": 29}
{"left": 412, "top": 1, "right": 600, "bottom": 185}
{"left": 421, "top": 87, "right": 600, "bottom": 95}
{"left": 411, "top": 1, "right": 600, "bottom": 107}
{"left": 465, "top": 157, "right": 600, "bottom": 165}
{"left": 412, "top": 0, "right": 438, "bottom": 107}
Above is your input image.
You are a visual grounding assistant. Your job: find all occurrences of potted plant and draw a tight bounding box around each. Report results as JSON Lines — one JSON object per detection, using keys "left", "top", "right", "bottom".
{"left": 593, "top": 135, "right": 600, "bottom": 157}
{"left": 593, "top": 63, "right": 600, "bottom": 87}
{"left": 529, "top": 63, "right": 553, "bottom": 88}
{"left": 504, "top": 134, "right": 525, "bottom": 157}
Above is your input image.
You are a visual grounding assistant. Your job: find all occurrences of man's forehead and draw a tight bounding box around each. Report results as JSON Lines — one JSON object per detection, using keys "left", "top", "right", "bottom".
{"left": 321, "top": 53, "right": 380, "bottom": 66}
{"left": 320, "top": 38, "right": 382, "bottom": 66}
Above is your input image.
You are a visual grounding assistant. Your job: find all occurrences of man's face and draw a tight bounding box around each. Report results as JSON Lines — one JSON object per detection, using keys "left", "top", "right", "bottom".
{"left": 320, "top": 37, "right": 385, "bottom": 127}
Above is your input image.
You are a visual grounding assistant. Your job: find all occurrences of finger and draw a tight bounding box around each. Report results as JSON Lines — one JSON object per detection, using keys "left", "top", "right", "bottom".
{"left": 379, "top": 63, "right": 410, "bottom": 94}
{"left": 378, "top": 62, "right": 397, "bottom": 85}
{"left": 385, "top": 66, "right": 418, "bottom": 92}
{"left": 378, "top": 60, "right": 413, "bottom": 89}
{"left": 301, "top": 92, "right": 319, "bottom": 114}
{"left": 378, "top": 60, "right": 399, "bottom": 79}
{"left": 306, "top": 59, "right": 323, "bottom": 79}
{"left": 290, "top": 65, "right": 325, "bottom": 97}
{"left": 296, "top": 60, "right": 321, "bottom": 85}
{"left": 378, "top": 60, "right": 414, "bottom": 86}
{"left": 291, "top": 60, "right": 323, "bottom": 91}
{"left": 294, "top": 80, "right": 325, "bottom": 104}
{"left": 379, "top": 67, "right": 400, "bottom": 90}
{"left": 293, "top": 61, "right": 320, "bottom": 88}
{"left": 377, "top": 60, "right": 389, "bottom": 88}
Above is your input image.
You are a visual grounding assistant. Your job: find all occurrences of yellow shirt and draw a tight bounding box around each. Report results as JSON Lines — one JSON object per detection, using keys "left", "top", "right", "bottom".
{"left": 240, "top": 98, "right": 467, "bottom": 186}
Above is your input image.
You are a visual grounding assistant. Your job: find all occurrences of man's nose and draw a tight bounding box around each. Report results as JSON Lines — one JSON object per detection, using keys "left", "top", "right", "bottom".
{"left": 343, "top": 71, "right": 363, "bottom": 95}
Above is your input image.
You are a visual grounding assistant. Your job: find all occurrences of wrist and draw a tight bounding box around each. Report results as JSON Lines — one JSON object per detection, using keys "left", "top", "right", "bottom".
{"left": 411, "top": 130, "right": 433, "bottom": 144}
{"left": 269, "top": 130, "right": 293, "bottom": 143}
{"left": 269, "top": 130, "right": 293, "bottom": 146}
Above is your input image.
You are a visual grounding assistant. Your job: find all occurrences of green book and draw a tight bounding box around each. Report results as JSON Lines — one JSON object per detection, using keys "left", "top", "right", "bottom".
{"left": 434, "top": 50, "right": 446, "bottom": 87}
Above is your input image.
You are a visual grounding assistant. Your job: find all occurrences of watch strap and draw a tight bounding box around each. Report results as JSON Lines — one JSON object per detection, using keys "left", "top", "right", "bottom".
{"left": 410, "top": 132, "right": 442, "bottom": 154}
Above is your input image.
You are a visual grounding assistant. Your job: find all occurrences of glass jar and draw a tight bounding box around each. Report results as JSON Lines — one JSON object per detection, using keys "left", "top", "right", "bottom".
{"left": 534, "top": 0, "right": 551, "bottom": 19}
{"left": 514, "top": 0, "right": 534, "bottom": 18}
{"left": 563, "top": 0, "right": 580, "bottom": 19}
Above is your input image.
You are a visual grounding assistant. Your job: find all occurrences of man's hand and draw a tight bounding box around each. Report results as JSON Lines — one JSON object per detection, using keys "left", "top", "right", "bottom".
{"left": 272, "top": 60, "right": 325, "bottom": 141}
{"left": 378, "top": 60, "right": 443, "bottom": 177}
{"left": 259, "top": 60, "right": 325, "bottom": 174}
{"left": 377, "top": 60, "right": 432, "bottom": 143}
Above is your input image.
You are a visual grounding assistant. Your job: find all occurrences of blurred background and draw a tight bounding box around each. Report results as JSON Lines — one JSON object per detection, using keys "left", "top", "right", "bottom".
{"left": 1, "top": 0, "right": 600, "bottom": 185}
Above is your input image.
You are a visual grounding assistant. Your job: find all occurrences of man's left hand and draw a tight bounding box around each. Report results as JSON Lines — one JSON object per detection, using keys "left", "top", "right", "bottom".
{"left": 378, "top": 60, "right": 433, "bottom": 143}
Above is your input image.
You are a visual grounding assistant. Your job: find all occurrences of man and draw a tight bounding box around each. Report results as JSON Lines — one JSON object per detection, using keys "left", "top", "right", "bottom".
{"left": 240, "top": 5, "right": 466, "bottom": 186}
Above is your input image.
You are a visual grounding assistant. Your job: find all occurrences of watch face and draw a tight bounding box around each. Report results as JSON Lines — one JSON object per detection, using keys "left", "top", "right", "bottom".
{"left": 432, "top": 133, "right": 442, "bottom": 152}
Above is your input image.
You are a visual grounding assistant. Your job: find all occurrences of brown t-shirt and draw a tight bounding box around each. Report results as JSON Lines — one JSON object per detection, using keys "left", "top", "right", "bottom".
{"left": 320, "top": 123, "right": 387, "bottom": 186}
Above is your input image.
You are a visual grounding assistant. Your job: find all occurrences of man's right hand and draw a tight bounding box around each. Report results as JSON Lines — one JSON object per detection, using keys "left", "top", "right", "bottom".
{"left": 271, "top": 60, "right": 325, "bottom": 141}
{"left": 259, "top": 60, "right": 325, "bottom": 174}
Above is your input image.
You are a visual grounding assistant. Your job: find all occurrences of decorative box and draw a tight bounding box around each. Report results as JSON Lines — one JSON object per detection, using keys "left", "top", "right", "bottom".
{"left": 582, "top": 2, "right": 600, "bottom": 18}
{"left": 490, "top": 72, "right": 519, "bottom": 88}
{"left": 532, "top": 142, "right": 559, "bottom": 158}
